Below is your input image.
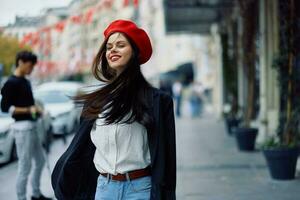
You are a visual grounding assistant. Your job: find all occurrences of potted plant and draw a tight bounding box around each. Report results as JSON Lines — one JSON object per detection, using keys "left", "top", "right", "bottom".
{"left": 262, "top": 45, "right": 300, "bottom": 181}
{"left": 262, "top": 0, "right": 300, "bottom": 180}
{"left": 233, "top": 0, "right": 259, "bottom": 151}
{"left": 223, "top": 95, "right": 241, "bottom": 135}
{"left": 221, "top": 30, "right": 240, "bottom": 135}
{"left": 262, "top": 109, "right": 299, "bottom": 180}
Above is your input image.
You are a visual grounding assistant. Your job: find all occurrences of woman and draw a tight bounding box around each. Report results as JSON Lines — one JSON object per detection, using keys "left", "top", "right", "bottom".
{"left": 51, "top": 19, "right": 176, "bottom": 200}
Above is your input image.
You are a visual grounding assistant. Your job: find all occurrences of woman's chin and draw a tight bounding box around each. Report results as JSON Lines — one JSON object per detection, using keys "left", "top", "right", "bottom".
{"left": 110, "top": 64, "right": 125, "bottom": 71}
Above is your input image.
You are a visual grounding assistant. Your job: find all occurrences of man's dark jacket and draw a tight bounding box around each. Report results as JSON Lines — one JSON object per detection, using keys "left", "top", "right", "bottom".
{"left": 51, "top": 87, "right": 176, "bottom": 200}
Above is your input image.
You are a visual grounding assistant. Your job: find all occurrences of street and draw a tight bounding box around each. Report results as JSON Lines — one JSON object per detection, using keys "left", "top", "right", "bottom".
{"left": 0, "top": 113, "right": 300, "bottom": 200}
{"left": 0, "top": 135, "right": 71, "bottom": 200}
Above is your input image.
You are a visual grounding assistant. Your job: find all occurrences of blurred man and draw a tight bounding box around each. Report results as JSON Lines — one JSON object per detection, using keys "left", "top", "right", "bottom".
{"left": 172, "top": 80, "right": 183, "bottom": 117}
{"left": 189, "top": 81, "right": 203, "bottom": 117}
{"left": 0, "top": 51, "right": 52, "bottom": 200}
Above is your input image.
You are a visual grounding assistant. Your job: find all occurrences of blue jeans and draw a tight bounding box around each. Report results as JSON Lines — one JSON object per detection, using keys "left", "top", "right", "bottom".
{"left": 95, "top": 174, "right": 151, "bottom": 200}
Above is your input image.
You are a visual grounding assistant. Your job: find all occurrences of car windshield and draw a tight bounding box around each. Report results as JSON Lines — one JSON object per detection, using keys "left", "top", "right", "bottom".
{"left": 34, "top": 90, "right": 70, "bottom": 104}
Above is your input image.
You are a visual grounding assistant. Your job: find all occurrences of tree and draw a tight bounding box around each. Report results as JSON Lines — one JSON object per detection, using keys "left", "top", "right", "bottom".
{"left": 238, "top": 0, "right": 258, "bottom": 127}
{"left": 0, "top": 34, "right": 31, "bottom": 75}
{"left": 273, "top": 0, "right": 300, "bottom": 146}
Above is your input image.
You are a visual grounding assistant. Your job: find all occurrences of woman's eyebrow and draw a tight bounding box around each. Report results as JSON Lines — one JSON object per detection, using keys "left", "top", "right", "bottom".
{"left": 107, "top": 41, "right": 127, "bottom": 45}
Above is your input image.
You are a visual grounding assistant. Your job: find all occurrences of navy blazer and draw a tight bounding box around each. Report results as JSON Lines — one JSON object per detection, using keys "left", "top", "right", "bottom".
{"left": 51, "top": 87, "right": 176, "bottom": 200}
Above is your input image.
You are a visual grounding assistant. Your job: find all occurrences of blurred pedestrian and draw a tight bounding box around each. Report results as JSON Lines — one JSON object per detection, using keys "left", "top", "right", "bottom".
{"left": 51, "top": 19, "right": 176, "bottom": 200}
{"left": 172, "top": 80, "right": 182, "bottom": 117}
{"left": 0, "top": 51, "right": 52, "bottom": 200}
{"left": 189, "top": 82, "right": 203, "bottom": 117}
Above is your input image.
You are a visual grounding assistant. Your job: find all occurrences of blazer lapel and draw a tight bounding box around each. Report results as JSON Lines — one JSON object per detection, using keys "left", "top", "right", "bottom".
{"left": 147, "top": 88, "right": 160, "bottom": 166}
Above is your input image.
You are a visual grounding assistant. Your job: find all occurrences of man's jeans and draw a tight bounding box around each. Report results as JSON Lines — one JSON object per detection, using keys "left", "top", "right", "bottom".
{"left": 12, "top": 121, "right": 45, "bottom": 200}
{"left": 95, "top": 175, "right": 151, "bottom": 200}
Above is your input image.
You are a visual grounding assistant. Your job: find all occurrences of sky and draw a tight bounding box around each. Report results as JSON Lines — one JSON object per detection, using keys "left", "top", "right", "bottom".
{"left": 0, "top": 0, "right": 73, "bottom": 26}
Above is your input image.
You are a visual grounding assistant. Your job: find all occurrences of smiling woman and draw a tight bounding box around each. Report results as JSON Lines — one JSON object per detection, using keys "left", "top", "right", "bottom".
{"left": 51, "top": 19, "right": 176, "bottom": 200}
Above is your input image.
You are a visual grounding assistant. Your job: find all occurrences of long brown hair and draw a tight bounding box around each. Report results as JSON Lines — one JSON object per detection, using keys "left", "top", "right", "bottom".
{"left": 74, "top": 34, "right": 154, "bottom": 130}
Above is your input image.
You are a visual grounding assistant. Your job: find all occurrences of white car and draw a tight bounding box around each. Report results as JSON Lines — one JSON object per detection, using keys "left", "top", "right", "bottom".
{"left": 0, "top": 96, "right": 52, "bottom": 164}
{"left": 34, "top": 81, "right": 83, "bottom": 136}
{"left": 0, "top": 110, "right": 15, "bottom": 164}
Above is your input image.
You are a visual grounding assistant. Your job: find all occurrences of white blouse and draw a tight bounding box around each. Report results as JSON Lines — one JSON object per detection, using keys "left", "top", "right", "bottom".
{"left": 90, "top": 112, "right": 151, "bottom": 175}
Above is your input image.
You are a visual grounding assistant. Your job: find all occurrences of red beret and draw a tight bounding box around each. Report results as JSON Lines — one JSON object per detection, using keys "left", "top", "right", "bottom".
{"left": 104, "top": 19, "right": 152, "bottom": 65}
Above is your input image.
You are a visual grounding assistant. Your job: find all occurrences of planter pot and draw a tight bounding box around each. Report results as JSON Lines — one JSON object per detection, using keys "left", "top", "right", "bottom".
{"left": 234, "top": 127, "right": 258, "bottom": 151}
{"left": 224, "top": 117, "right": 240, "bottom": 135}
{"left": 263, "top": 147, "right": 299, "bottom": 180}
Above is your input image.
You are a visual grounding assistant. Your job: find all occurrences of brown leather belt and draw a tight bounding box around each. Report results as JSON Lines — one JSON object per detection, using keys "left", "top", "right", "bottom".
{"left": 100, "top": 166, "right": 151, "bottom": 181}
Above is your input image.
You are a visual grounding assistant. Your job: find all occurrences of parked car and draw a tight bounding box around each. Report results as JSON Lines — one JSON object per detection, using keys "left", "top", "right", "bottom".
{"left": 0, "top": 96, "right": 52, "bottom": 164}
{"left": 0, "top": 108, "right": 15, "bottom": 164}
{"left": 35, "top": 99, "right": 53, "bottom": 152}
{"left": 34, "top": 81, "right": 83, "bottom": 136}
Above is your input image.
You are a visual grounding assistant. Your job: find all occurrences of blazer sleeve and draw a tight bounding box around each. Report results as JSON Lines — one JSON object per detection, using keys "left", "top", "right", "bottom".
{"left": 161, "top": 93, "right": 176, "bottom": 198}
{"left": 51, "top": 117, "right": 97, "bottom": 200}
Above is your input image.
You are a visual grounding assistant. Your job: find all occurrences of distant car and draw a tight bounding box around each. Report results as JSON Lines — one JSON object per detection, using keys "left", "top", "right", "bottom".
{"left": 34, "top": 81, "right": 83, "bottom": 136}
{"left": 0, "top": 96, "right": 52, "bottom": 164}
{"left": 35, "top": 81, "right": 84, "bottom": 97}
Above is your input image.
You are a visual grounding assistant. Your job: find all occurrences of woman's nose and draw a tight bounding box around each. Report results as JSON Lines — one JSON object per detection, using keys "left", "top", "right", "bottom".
{"left": 110, "top": 45, "right": 118, "bottom": 52}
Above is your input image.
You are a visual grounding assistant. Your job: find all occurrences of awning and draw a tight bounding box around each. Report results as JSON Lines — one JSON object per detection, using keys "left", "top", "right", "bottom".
{"left": 164, "top": 0, "right": 235, "bottom": 34}
{"left": 160, "top": 62, "right": 194, "bottom": 85}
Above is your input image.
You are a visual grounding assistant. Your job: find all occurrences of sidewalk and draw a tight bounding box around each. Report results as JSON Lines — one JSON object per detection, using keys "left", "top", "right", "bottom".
{"left": 175, "top": 113, "right": 300, "bottom": 200}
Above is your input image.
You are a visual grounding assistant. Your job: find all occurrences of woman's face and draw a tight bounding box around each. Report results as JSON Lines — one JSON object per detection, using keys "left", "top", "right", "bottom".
{"left": 105, "top": 32, "right": 133, "bottom": 75}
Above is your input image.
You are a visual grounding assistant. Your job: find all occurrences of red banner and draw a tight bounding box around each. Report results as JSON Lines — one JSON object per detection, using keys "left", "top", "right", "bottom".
{"left": 123, "top": 0, "right": 139, "bottom": 8}
{"left": 55, "top": 21, "right": 66, "bottom": 32}
{"left": 71, "top": 15, "right": 82, "bottom": 24}
{"left": 84, "top": 8, "right": 95, "bottom": 24}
